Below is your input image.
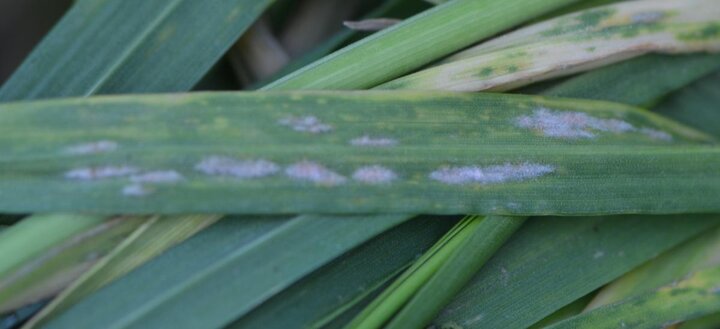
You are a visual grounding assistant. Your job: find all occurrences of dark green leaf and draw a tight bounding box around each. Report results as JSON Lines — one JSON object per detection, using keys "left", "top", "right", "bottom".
{"left": 0, "top": 0, "right": 274, "bottom": 101}
{"left": 654, "top": 70, "right": 720, "bottom": 137}
{"left": 43, "top": 215, "right": 407, "bottom": 329}
{"left": 228, "top": 216, "right": 458, "bottom": 329}
{"left": 545, "top": 54, "right": 720, "bottom": 107}
{"left": 433, "top": 215, "right": 720, "bottom": 328}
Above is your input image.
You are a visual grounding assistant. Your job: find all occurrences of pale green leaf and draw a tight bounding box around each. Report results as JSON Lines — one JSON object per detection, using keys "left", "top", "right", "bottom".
{"left": 22, "top": 215, "right": 220, "bottom": 328}
{"left": 0, "top": 217, "right": 145, "bottom": 313}
{"left": 0, "top": 215, "right": 106, "bottom": 280}
{"left": 548, "top": 265, "right": 720, "bottom": 329}
{"left": 378, "top": 0, "right": 720, "bottom": 92}
{"left": 586, "top": 225, "right": 720, "bottom": 311}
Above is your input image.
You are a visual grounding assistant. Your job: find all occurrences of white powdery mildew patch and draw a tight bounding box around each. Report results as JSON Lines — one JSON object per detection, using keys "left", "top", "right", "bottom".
{"left": 352, "top": 165, "right": 398, "bottom": 184}
{"left": 349, "top": 135, "right": 398, "bottom": 147}
{"left": 515, "top": 108, "right": 634, "bottom": 139}
{"left": 195, "top": 156, "right": 279, "bottom": 179}
{"left": 122, "top": 171, "right": 183, "bottom": 197}
{"left": 515, "top": 108, "right": 674, "bottom": 141}
{"left": 131, "top": 170, "right": 184, "bottom": 184}
{"left": 429, "top": 163, "right": 555, "bottom": 185}
{"left": 64, "top": 140, "right": 118, "bottom": 155}
{"left": 65, "top": 166, "right": 139, "bottom": 180}
{"left": 278, "top": 115, "right": 333, "bottom": 134}
{"left": 639, "top": 127, "right": 673, "bottom": 141}
{"left": 285, "top": 160, "right": 346, "bottom": 186}
{"left": 631, "top": 11, "right": 665, "bottom": 24}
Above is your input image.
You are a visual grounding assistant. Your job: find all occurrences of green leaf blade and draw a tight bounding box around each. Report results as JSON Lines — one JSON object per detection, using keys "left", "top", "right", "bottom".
{"left": 434, "top": 215, "right": 720, "bottom": 329}
{"left": 548, "top": 265, "right": 720, "bottom": 329}
{"left": 0, "top": 91, "right": 716, "bottom": 215}
{"left": 263, "top": 0, "right": 581, "bottom": 90}
{"left": 43, "top": 215, "right": 408, "bottom": 329}
{"left": 0, "top": 0, "right": 273, "bottom": 101}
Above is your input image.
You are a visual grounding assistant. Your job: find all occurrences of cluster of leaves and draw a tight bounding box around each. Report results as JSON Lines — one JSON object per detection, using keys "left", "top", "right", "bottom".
{"left": 0, "top": 0, "right": 719, "bottom": 328}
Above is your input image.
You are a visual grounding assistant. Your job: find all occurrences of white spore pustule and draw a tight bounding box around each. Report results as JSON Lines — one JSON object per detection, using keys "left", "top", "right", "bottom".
{"left": 278, "top": 115, "right": 333, "bottom": 134}
{"left": 352, "top": 165, "right": 398, "bottom": 184}
{"left": 631, "top": 11, "right": 665, "bottom": 24}
{"left": 429, "top": 163, "right": 555, "bottom": 185}
{"left": 515, "top": 108, "right": 634, "bottom": 139}
{"left": 131, "top": 170, "right": 184, "bottom": 184}
{"left": 350, "top": 135, "right": 398, "bottom": 147}
{"left": 285, "top": 160, "right": 347, "bottom": 186}
{"left": 65, "top": 166, "right": 139, "bottom": 180}
{"left": 639, "top": 127, "right": 673, "bottom": 141}
{"left": 64, "top": 140, "right": 118, "bottom": 155}
{"left": 515, "top": 107, "right": 673, "bottom": 141}
{"left": 195, "top": 156, "right": 280, "bottom": 179}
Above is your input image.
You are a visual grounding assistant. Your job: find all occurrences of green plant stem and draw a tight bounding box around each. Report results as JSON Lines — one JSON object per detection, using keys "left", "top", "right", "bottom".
{"left": 0, "top": 215, "right": 105, "bottom": 279}
{"left": 263, "top": 0, "right": 581, "bottom": 90}
{"left": 385, "top": 216, "right": 527, "bottom": 329}
{"left": 345, "top": 216, "right": 483, "bottom": 329}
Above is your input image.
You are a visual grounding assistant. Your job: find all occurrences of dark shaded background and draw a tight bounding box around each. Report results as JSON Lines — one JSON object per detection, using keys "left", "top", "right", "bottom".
{"left": 0, "top": 0, "right": 71, "bottom": 84}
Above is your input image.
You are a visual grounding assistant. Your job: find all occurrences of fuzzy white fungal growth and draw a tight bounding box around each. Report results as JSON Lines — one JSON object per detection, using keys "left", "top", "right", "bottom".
{"left": 516, "top": 108, "right": 638, "bottom": 139}
{"left": 278, "top": 115, "right": 333, "bottom": 133}
{"left": 350, "top": 135, "right": 398, "bottom": 147}
{"left": 631, "top": 11, "right": 665, "bottom": 24}
{"left": 131, "top": 170, "right": 184, "bottom": 184}
{"left": 195, "top": 156, "right": 279, "bottom": 179}
{"left": 122, "top": 184, "right": 151, "bottom": 197}
{"left": 65, "top": 166, "right": 139, "bottom": 180}
{"left": 639, "top": 128, "right": 673, "bottom": 141}
{"left": 593, "top": 251, "right": 605, "bottom": 259}
{"left": 352, "top": 165, "right": 398, "bottom": 184}
{"left": 64, "top": 140, "right": 118, "bottom": 155}
{"left": 429, "top": 163, "right": 555, "bottom": 185}
{"left": 285, "top": 160, "right": 346, "bottom": 186}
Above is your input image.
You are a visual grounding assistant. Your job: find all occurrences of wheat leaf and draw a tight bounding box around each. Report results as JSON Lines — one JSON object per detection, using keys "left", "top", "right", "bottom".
{"left": 227, "top": 216, "right": 458, "bottom": 329}
{"left": 654, "top": 69, "right": 720, "bottom": 136}
{"left": 20, "top": 215, "right": 219, "bottom": 328}
{"left": 547, "top": 265, "right": 720, "bottom": 329}
{"left": 378, "top": 0, "right": 720, "bottom": 92}
{"left": 263, "top": 0, "right": 582, "bottom": 90}
{"left": 0, "top": 91, "right": 716, "bottom": 215}
{"left": 41, "top": 215, "right": 407, "bottom": 329}
{"left": 0, "top": 217, "right": 146, "bottom": 313}
{"left": 0, "top": 0, "right": 274, "bottom": 101}
{"left": 433, "top": 215, "right": 720, "bottom": 329}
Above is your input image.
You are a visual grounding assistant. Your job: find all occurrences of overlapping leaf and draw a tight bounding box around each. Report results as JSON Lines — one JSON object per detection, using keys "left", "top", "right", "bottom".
{"left": 0, "top": 0, "right": 275, "bottom": 100}
{"left": 433, "top": 215, "right": 720, "bottom": 328}
{"left": 549, "top": 265, "right": 720, "bottom": 329}
{"left": 379, "top": 0, "right": 720, "bottom": 92}
{"left": 42, "top": 215, "right": 407, "bottom": 329}
{"left": 264, "top": 0, "right": 581, "bottom": 90}
{"left": 227, "top": 216, "right": 458, "bottom": 329}
{"left": 21, "top": 215, "right": 219, "bottom": 328}
{"left": 0, "top": 91, "right": 716, "bottom": 214}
